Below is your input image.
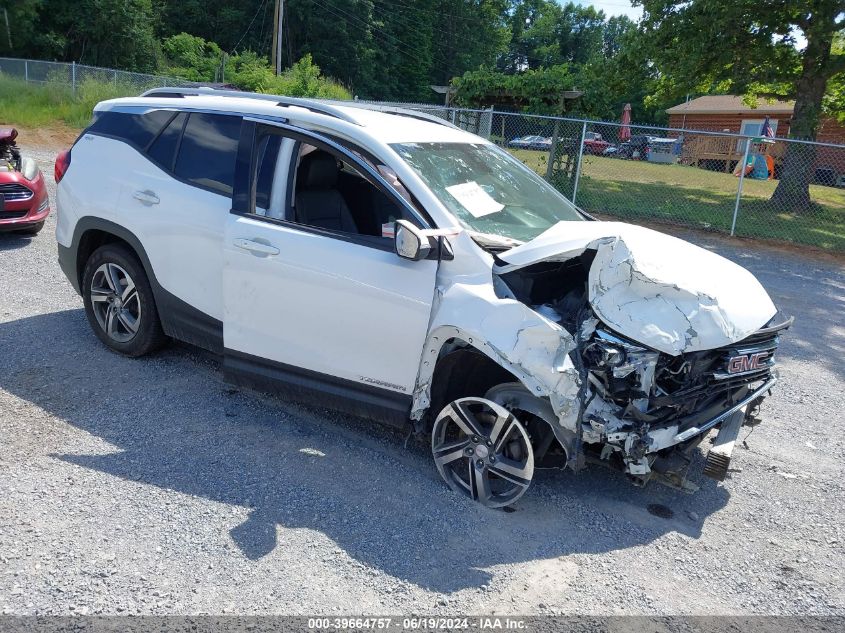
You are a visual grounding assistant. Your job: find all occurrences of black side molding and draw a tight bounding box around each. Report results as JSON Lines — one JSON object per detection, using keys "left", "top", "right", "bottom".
{"left": 223, "top": 348, "right": 412, "bottom": 429}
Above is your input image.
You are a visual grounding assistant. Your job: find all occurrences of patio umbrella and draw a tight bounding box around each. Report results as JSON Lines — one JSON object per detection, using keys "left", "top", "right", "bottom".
{"left": 620, "top": 103, "right": 632, "bottom": 141}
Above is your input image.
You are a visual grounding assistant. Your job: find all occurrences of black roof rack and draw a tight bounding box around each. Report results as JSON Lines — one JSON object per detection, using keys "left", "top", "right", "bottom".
{"left": 140, "top": 87, "right": 462, "bottom": 130}
{"left": 329, "top": 101, "right": 461, "bottom": 130}
{"left": 140, "top": 87, "right": 361, "bottom": 125}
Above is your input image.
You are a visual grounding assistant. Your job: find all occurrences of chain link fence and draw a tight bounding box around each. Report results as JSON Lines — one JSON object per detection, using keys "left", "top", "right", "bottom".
{"left": 2, "top": 56, "right": 843, "bottom": 251}
{"left": 438, "top": 109, "right": 845, "bottom": 251}
{"left": 0, "top": 56, "right": 194, "bottom": 93}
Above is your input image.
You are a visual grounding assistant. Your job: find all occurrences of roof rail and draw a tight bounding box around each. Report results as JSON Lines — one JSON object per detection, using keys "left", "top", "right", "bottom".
{"left": 327, "top": 101, "right": 461, "bottom": 130}
{"left": 140, "top": 86, "right": 362, "bottom": 125}
{"left": 140, "top": 87, "right": 463, "bottom": 131}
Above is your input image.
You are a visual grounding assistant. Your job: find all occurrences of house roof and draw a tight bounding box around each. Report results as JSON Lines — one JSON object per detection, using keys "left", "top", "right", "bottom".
{"left": 666, "top": 95, "right": 795, "bottom": 115}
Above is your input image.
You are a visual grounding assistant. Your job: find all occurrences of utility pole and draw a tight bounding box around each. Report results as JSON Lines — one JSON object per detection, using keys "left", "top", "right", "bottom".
{"left": 3, "top": 8, "right": 12, "bottom": 51}
{"left": 271, "top": 0, "right": 284, "bottom": 75}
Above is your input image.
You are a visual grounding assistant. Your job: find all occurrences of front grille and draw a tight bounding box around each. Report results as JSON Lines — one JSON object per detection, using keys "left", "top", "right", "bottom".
{"left": 648, "top": 328, "right": 784, "bottom": 423}
{"left": 0, "top": 209, "right": 28, "bottom": 219}
{"left": 711, "top": 335, "right": 778, "bottom": 381}
{"left": 0, "top": 183, "right": 34, "bottom": 201}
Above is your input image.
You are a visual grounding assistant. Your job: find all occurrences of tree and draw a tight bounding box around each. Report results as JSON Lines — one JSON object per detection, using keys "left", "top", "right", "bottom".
{"left": 0, "top": 0, "right": 41, "bottom": 55}
{"left": 451, "top": 64, "right": 577, "bottom": 114}
{"left": 637, "top": 0, "right": 845, "bottom": 212}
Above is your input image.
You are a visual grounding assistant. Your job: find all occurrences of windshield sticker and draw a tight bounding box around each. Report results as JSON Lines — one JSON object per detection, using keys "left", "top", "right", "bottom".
{"left": 445, "top": 181, "right": 504, "bottom": 218}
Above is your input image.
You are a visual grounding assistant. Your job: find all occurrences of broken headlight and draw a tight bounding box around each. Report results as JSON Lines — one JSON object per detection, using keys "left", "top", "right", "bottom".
{"left": 582, "top": 329, "right": 659, "bottom": 410}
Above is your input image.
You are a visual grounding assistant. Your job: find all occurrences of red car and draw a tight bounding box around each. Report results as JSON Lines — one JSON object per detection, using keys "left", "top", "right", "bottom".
{"left": 1, "top": 127, "right": 50, "bottom": 235}
{"left": 582, "top": 132, "right": 612, "bottom": 155}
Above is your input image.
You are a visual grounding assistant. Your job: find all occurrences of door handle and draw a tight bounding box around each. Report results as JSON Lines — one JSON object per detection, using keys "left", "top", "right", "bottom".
{"left": 233, "top": 238, "right": 280, "bottom": 256}
{"left": 132, "top": 189, "right": 160, "bottom": 205}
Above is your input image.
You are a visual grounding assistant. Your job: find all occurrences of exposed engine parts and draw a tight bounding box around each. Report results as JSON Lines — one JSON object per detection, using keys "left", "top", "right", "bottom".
{"left": 0, "top": 127, "right": 22, "bottom": 172}
{"left": 492, "top": 251, "right": 792, "bottom": 490}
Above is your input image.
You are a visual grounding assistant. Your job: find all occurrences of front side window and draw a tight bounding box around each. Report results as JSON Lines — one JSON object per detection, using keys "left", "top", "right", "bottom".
{"left": 391, "top": 142, "right": 583, "bottom": 243}
{"left": 174, "top": 113, "right": 242, "bottom": 196}
{"left": 246, "top": 128, "right": 419, "bottom": 245}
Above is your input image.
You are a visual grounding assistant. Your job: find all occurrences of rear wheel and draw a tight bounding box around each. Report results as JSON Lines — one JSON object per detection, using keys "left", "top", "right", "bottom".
{"left": 82, "top": 244, "right": 166, "bottom": 357}
{"left": 431, "top": 397, "right": 534, "bottom": 508}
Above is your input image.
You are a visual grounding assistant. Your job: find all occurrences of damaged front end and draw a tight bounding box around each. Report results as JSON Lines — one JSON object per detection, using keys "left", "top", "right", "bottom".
{"left": 577, "top": 314, "right": 789, "bottom": 487}
{"left": 493, "top": 222, "right": 792, "bottom": 489}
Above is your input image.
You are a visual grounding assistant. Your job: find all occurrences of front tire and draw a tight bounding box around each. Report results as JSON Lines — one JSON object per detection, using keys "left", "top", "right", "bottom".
{"left": 432, "top": 397, "right": 534, "bottom": 508}
{"left": 81, "top": 244, "right": 166, "bottom": 357}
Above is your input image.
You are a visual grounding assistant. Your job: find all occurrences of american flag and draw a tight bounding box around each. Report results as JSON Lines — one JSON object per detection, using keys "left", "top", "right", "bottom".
{"left": 760, "top": 116, "right": 775, "bottom": 138}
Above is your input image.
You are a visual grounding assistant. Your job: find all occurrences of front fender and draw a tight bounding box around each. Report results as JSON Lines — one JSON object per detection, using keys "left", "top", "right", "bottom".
{"left": 411, "top": 281, "right": 582, "bottom": 433}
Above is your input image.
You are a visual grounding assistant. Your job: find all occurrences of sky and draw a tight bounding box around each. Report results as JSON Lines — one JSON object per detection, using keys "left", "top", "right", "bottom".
{"left": 576, "top": 0, "right": 644, "bottom": 21}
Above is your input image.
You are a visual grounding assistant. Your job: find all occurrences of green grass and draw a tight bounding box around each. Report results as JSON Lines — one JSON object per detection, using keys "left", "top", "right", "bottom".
{"left": 511, "top": 149, "right": 845, "bottom": 251}
{"left": 0, "top": 75, "right": 137, "bottom": 129}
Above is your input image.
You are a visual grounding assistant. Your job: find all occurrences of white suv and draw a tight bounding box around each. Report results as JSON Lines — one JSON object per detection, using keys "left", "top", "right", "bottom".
{"left": 56, "top": 88, "right": 790, "bottom": 507}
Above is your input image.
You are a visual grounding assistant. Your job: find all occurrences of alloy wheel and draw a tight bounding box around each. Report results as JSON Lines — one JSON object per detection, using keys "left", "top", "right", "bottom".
{"left": 89, "top": 262, "right": 142, "bottom": 343}
{"left": 432, "top": 397, "right": 534, "bottom": 508}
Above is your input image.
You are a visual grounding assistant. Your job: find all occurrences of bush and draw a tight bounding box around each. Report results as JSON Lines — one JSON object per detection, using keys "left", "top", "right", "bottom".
{"left": 0, "top": 74, "right": 140, "bottom": 129}
{"left": 259, "top": 55, "right": 351, "bottom": 100}
{"left": 159, "top": 33, "right": 351, "bottom": 99}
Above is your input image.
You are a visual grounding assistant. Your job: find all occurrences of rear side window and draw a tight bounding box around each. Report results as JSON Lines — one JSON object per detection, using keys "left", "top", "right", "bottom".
{"left": 174, "top": 113, "right": 242, "bottom": 196}
{"left": 146, "top": 112, "right": 187, "bottom": 171}
{"left": 88, "top": 110, "right": 175, "bottom": 149}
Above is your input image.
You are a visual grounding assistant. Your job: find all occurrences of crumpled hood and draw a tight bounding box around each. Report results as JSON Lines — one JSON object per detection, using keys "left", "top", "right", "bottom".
{"left": 497, "top": 221, "right": 777, "bottom": 355}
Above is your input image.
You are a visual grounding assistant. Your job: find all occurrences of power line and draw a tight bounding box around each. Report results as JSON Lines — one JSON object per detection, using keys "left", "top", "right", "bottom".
{"left": 370, "top": 0, "right": 573, "bottom": 70}
{"left": 373, "top": 0, "right": 501, "bottom": 26}
{"left": 311, "top": 0, "right": 435, "bottom": 65}
{"left": 229, "top": 0, "right": 271, "bottom": 55}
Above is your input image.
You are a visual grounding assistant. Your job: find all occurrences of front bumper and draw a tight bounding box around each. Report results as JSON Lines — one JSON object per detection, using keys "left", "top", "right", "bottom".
{"left": 673, "top": 375, "right": 778, "bottom": 443}
{"left": 0, "top": 174, "right": 50, "bottom": 230}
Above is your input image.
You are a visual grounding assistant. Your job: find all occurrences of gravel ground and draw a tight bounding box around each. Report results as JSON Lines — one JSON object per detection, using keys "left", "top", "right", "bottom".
{"left": 1, "top": 140, "right": 843, "bottom": 616}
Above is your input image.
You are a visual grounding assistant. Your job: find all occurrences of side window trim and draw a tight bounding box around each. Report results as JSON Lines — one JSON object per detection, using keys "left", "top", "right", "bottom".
{"left": 170, "top": 112, "right": 190, "bottom": 173}
{"left": 141, "top": 110, "right": 179, "bottom": 152}
{"left": 235, "top": 118, "right": 431, "bottom": 233}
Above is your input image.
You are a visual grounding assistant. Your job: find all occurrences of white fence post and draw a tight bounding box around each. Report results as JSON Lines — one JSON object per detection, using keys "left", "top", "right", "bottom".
{"left": 24, "top": 59, "right": 28, "bottom": 82}
{"left": 71, "top": 61, "right": 76, "bottom": 95}
{"left": 731, "top": 138, "right": 751, "bottom": 236}
{"left": 571, "top": 121, "right": 588, "bottom": 206}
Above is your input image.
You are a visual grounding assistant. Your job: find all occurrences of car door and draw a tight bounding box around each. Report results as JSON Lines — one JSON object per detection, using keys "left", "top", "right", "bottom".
{"left": 118, "top": 110, "right": 242, "bottom": 332}
{"left": 222, "top": 120, "right": 438, "bottom": 417}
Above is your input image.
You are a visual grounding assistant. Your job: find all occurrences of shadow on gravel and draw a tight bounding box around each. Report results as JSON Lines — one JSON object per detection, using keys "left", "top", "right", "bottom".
{"left": 1, "top": 309, "right": 730, "bottom": 593}
{"left": 0, "top": 233, "right": 36, "bottom": 251}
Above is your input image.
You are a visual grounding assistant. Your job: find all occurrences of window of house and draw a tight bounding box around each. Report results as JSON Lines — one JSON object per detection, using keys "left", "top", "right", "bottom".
{"left": 738, "top": 118, "right": 778, "bottom": 150}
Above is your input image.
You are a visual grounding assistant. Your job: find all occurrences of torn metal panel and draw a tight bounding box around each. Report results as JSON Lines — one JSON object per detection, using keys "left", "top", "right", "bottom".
{"left": 411, "top": 277, "right": 582, "bottom": 432}
{"left": 497, "top": 221, "right": 777, "bottom": 355}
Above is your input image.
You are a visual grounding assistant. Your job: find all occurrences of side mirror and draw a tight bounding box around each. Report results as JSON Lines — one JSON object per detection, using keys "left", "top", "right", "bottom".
{"left": 394, "top": 219, "right": 432, "bottom": 261}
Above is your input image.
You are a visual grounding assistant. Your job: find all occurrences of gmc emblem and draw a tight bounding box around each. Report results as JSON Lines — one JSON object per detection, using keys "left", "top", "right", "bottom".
{"left": 727, "top": 351, "right": 770, "bottom": 374}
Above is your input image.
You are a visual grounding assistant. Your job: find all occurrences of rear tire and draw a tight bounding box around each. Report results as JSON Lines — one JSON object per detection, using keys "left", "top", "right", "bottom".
{"left": 81, "top": 243, "right": 167, "bottom": 357}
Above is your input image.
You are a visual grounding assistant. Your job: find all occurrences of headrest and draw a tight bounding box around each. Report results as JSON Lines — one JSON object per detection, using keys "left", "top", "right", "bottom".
{"left": 0, "top": 128, "right": 18, "bottom": 144}
{"left": 301, "top": 152, "right": 339, "bottom": 189}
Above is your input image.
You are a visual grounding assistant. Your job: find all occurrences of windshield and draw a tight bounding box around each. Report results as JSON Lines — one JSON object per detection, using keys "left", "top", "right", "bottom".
{"left": 391, "top": 141, "right": 584, "bottom": 243}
